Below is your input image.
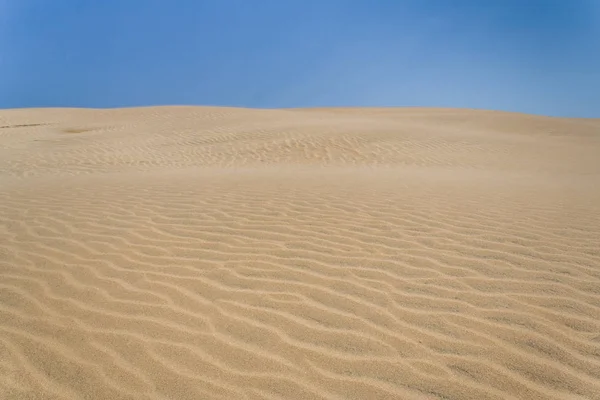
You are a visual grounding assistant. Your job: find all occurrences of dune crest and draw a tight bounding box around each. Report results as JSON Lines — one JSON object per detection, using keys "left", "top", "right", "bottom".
{"left": 1, "top": 106, "right": 599, "bottom": 399}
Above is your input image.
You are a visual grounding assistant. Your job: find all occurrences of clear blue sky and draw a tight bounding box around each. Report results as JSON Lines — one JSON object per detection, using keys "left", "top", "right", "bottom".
{"left": 1, "top": 0, "right": 599, "bottom": 117}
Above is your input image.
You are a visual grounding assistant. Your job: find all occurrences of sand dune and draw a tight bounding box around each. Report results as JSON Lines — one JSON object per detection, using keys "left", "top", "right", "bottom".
{"left": 1, "top": 106, "right": 599, "bottom": 399}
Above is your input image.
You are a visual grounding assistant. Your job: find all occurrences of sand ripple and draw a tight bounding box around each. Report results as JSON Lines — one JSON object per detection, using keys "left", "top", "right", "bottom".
{"left": 1, "top": 107, "right": 599, "bottom": 399}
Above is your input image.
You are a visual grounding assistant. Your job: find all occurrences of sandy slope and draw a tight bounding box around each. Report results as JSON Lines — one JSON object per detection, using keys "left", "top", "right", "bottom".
{"left": 1, "top": 106, "right": 599, "bottom": 400}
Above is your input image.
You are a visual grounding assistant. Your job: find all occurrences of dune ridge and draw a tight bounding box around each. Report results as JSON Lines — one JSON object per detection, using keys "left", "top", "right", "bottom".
{"left": 1, "top": 106, "right": 599, "bottom": 399}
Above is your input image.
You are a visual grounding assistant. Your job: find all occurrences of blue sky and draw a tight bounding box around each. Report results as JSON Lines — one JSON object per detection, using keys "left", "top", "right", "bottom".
{"left": 1, "top": 0, "right": 599, "bottom": 117}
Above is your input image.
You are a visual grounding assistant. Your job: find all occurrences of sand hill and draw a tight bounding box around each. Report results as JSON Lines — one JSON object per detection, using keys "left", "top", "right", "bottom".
{"left": 1, "top": 106, "right": 599, "bottom": 399}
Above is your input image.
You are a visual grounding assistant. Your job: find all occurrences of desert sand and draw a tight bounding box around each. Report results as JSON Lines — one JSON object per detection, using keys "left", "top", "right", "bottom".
{"left": 1, "top": 106, "right": 599, "bottom": 399}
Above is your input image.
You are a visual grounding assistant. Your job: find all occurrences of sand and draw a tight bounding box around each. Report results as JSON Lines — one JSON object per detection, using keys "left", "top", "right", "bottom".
{"left": 0, "top": 106, "right": 599, "bottom": 400}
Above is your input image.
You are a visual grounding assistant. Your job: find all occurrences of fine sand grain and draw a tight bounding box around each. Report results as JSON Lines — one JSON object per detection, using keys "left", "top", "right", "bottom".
{"left": 1, "top": 106, "right": 599, "bottom": 399}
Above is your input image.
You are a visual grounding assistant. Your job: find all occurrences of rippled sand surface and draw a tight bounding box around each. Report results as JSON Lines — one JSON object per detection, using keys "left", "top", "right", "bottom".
{"left": 1, "top": 106, "right": 599, "bottom": 399}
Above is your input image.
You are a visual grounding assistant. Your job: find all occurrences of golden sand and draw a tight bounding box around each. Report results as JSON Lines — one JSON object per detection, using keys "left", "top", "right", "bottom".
{"left": 1, "top": 107, "right": 599, "bottom": 399}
